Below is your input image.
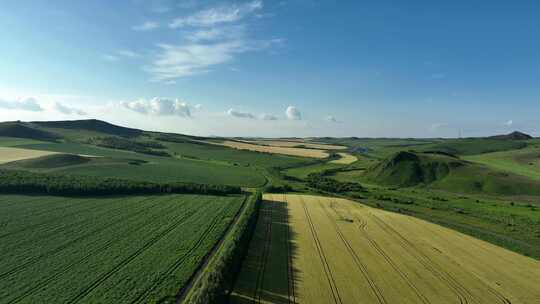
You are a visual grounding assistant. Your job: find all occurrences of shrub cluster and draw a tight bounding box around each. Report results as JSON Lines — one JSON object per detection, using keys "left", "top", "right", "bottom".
{"left": 182, "top": 192, "right": 262, "bottom": 304}
{"left": 306, "top": 173, "right": 364, "bottom": 193}
{"left": 0, "top": 169, "right": 240, "bottom": 196}
{"left": 88, "top": 136, "right": 170, "bottom": 157}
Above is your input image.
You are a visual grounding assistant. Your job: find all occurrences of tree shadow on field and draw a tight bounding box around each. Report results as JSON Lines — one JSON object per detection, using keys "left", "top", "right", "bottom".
{"left": 229, "top": 198, "right": 302, "bottom": 304}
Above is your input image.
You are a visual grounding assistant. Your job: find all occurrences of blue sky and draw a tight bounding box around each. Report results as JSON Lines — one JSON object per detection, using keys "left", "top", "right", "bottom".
{"left": 1, "top": 0, "right": 539, "bottom": 137}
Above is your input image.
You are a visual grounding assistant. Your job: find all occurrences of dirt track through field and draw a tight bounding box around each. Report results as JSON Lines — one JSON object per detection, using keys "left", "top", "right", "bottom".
{"left": 243, "top": 194, "right": 540, "bottom": 304}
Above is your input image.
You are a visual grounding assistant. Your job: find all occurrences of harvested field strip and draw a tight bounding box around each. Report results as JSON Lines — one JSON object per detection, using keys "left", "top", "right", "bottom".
{"left": 242, "top": 140, "right": 347, "bottom": 150}
{"left": 0, "top": 147, "right": 57, "bottom": 164}
{"left": 208, "top": 140, "right": 329, "bottom": 159}
{"left": 233, "top": 194, "right": 540, "bottom": 304}
{"left": 0, "top": 194, "right": 244, "bottom": 304}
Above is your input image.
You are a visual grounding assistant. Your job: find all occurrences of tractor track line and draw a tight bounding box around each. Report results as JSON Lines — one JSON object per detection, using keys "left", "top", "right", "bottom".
{"left": 66, "top": 202, "right": 211, "bottom": 304}
{"left": 253, "top": 198, "right": 273, "bottom": 303}
{"left": 369, "top": 213, "right": 475, "bottom": 304}
{"left": 319, "top": 200, "right": 386, "bottom": 304}
{"left": 3, "top": 197, "right": 186, "bottom": 304}
{"left": 0, "top": 196, "right": 162, "bottom": 280}
{"left": 129, "top": 200, "right": 233, "bottom": 303}
{"left": 299, "top": 196, "right": 343, "bottom": 304}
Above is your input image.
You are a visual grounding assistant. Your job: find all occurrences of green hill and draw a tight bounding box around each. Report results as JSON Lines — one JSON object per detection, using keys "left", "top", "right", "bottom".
{"left": 6, "top": 154, "right": 91, "bottom": 169}
{"left": 364, "top": 151, "right": 540, "bottom": 196}
{"left": 364, "top": 151, "right": 465, "bottom": 187}
{"left": 417, "top": 138, "right": 526, "bottom": 156}
{"left": 32, "top": 119, "right": 142, "bottom": 138}
{"left": 0, "top": 122, "right": 60, "bottom": 141}
{"left": 489, "top": 131, "right": 533, "bottom": 140}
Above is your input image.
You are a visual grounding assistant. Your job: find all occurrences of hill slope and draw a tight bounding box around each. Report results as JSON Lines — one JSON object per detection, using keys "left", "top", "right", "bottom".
{"left": 32, "top": 119, "right": 142, "bottom": 138}
{"left": 489, "top": 131, "right": 533, "bottom": 140}
{"left": 0, "top": 122, "right": 60, "bottom": 141}
{"left": 365, "top": 151, "right": 540, "bottom": 195}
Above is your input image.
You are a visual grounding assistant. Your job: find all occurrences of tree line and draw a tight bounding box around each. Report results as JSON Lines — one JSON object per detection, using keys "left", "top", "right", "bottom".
{"left": 0, "top": 169, "right": 241, "bottom": 196}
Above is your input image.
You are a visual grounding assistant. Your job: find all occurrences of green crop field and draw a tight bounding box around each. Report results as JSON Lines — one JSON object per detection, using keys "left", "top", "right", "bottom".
{"left": 0, "top": 194, "right": 244, "bottom": 304}
{"left": 7, "top": 142, "right": 267, "bottom": 187}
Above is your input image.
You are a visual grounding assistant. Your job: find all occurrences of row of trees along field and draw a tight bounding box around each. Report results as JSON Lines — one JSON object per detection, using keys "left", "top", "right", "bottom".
{"left": 0, "top": 169, "right": 241, "bottom": 196}
{"left": 87, "top": 136, "right": 171, "bottom": 157}
{"left": 182, "top": 192, "right": 262, "bottom": 304}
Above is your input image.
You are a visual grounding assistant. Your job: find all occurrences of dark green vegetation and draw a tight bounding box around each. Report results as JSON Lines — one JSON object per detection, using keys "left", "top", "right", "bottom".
{"left": 87, "top": 136, "right": 170, "bottom": 157}
{"left": 0, "top": 122, "right": 60, "bottom": 141}
{"left": 0, "top": 169, "right": 240, "bottom": 196}
{"left": 5, "top": 154, "right": 91, "bottom": 169}
{"left": 306, "top": 172, "right": 364, "bottom": 193}
{"left": 0, "top": 194, "right": 245, "bottom": 303}
{"left": 184, "top": 192, "right": 262, "bottom": 304}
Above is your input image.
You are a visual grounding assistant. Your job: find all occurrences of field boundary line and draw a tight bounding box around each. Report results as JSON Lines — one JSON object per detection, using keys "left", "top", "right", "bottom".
{"left": 283, "top": 194, "right": 296, "bottom": 304}
{"left": 176, "top": 194, "right": 249, "bottom": 303}
{"left": 253, "top": 196, "right": 273, "bottom": 303}
{"left": 129, "top": 198, "right": 236, "bottom": 303}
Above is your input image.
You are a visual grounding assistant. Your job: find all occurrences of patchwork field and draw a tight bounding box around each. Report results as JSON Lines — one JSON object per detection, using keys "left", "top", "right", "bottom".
{"left": 231, "top": 194, "right": 540, "bottom": 304}
{"left": 0, "top": 147, "right": 57, "bottom": 164}
{"left": 210, "top": 140, "right": 329, "bottom": 159}
{"left": 0, "top": 194, "right": 245, "bottom": 304}
{"left": 242, "top": 140, "right": 347, "bottom": 150}
{"left": 329, "top": 152, "right": 357, "bottom": 164}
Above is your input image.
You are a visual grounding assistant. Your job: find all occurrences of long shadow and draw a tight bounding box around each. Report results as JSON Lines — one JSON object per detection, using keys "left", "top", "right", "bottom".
{"left": 229, "top": 197, "right": 302, "bottom": 304}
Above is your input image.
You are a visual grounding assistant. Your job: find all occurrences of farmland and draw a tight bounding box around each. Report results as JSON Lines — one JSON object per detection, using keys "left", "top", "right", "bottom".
{"left": 231, "top": 194, "right": 540, "bottom": 304}
{"left": 0, "top": 194, "right": 245, "bottom": 303}
{"left": 0, "top": 147, "right": 58, "bottom": 164}
{"left": 329, "top": 152, "right": 357, "bottom": 164}
{"left": 208, "top": 140, "right": 330, "bottom": 159}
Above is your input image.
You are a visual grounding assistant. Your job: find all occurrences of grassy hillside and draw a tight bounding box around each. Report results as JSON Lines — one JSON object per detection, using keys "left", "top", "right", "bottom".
{"left": 4, "top": 154, "right": 91, "bottom": 168}
{"left": 417, "top": 138, "right": 527, "bottom": 155}
{"left": 364, "top": 151, "right": 540, "bottom": 196}
{"left": 0, "top": 122, "right": 60, "bottom": 141}
{"left": 32, "top": 119, "right": 142, "bottom": 138}
{"left": 464, "top": 145, "right": 540, "bottom": 181}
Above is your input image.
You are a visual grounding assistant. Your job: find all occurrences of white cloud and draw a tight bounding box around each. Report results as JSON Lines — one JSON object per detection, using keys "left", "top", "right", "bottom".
{"left": 132, "top": 21, "right": 159, "bottom": 31}
{"left": 169, "top": 0, "right": 263, "bottom": 28}
{"left": 148, "top": 40, "right": 239, "bottom": 80}
{"left": 227, "top": 108, "right": 256, "bottom": 119}
{"left": 504, "top": 120, "right": 513, "bottom": 127}
{"left": 260, "top": 113, "right": 277, "bottom": 120}
{"left": 54, "top": 102, "right": 87, "bottom": 115}
{"left": 285, "top": 106, "right": 301, "bottom": 120}
{"left": 194, "top": 104, "right": 203, "bottom": 110}
{"left": 0, "top": 97, "right": 43, "bottom": 112}
{"left": 121, "top": 97, "right": 192, "bottom": 117}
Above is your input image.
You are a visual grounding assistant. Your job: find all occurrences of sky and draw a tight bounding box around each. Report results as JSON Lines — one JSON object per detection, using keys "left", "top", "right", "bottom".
{"left": 1, "top": 0, "right": 540, "bottom": 137}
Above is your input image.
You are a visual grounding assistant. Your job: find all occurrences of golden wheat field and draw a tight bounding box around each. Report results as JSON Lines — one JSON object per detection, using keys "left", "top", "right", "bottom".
{"left": 329, "top": 152, "right": 357, "bottom": 164}
{"left": 0, "top": 147, "right": 57, "bottom": 164}
{"left": 212, "top": 140, "right": 329, "bottom": 158}
{"left": 233, "top": 194, "right": 540, "bottom": 304}
{"left": 242, "top": 140, "right": 347, "bottom": 150}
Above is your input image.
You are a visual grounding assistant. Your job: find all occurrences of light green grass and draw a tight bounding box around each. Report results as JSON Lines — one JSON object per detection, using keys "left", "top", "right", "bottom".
{"left": 0, "top": 193, "right": 244, "bottom": 303}
{"left": 464, "top": 145, "right": 540, "bottom": 181}
{"left": 0, "top": 136, "right": 46, "bottom": 147}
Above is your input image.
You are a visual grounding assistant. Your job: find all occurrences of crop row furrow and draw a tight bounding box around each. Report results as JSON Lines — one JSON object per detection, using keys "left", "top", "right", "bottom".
{"left": 299, "top": 196, "right": 342, "bottom": 304}
{"left": 319, "top": 200, "right": 386, "bottom": 304}
{"left": 67, "top": 199, "right": 209, "bottom": 304}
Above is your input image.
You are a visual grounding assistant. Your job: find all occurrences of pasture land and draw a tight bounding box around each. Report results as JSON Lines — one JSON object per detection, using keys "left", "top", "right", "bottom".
{"left": 231, "top": 194, "right": 540, "bottom": 304}
{"left": 465, "top": 145, "right": 540, "bottom": 181}
{"left": 0, "top": 194, "right": 244, "bottom": 304}
{"left": 0, "top": 147, "right": 57, "bottom": 164}
{"left": 209, "top": 140, "right": 329, "bottom": 159}
{"left": 241, "top": 139, "right": 347, "bottom": 150}
{"left": 329, "top": 152, "right": 357, "bottom": 164}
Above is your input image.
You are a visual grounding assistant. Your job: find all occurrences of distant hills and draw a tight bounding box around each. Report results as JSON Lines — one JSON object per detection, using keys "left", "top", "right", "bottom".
{"left": 489, "top": 131, "right": 533, "bottom": 140}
